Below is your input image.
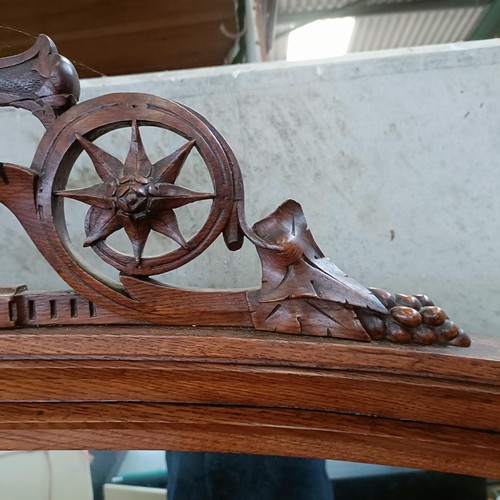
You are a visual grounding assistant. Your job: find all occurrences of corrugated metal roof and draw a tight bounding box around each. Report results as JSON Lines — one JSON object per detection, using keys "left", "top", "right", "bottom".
{"left": 271, "top": 1, "right": 489, "bottom": 59}
{"left": 348, "top": 6, "right": 488, "bottom": 51}
{"left": 278, "top": 0, "right": 355, "bottom": 15}
{"left": 277, "top": 0, "right": 475, "bottom": 15}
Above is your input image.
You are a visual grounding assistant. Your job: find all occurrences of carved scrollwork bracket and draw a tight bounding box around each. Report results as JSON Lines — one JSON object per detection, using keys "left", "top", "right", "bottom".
{"left": 0, "top": 36, "right": 471, "bottom": 347}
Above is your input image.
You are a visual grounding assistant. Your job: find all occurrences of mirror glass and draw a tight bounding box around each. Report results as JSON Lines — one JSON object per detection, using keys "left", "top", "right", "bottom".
{"left": 1, "top": 450, "right": 492, "bottom": 500}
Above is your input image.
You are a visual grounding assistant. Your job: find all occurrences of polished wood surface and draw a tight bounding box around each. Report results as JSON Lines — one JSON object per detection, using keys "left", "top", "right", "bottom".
{"left": 0, "top": 34, "right": 79, "bottom": 127}
{"left": 0, "top": 326, "right": 498, "bottom": 477}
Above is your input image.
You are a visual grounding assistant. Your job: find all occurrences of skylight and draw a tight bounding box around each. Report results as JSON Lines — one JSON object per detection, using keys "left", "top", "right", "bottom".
{"left": 286, "top": 17, "right": 356, "bottom": 61}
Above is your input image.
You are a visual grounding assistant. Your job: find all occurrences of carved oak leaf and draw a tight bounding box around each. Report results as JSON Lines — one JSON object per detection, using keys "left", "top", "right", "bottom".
{"left": 56, "top": 120, "right": 214, "bottom": 263}
{"left": 252, "top": 200, "right": 387, "bottom": 314}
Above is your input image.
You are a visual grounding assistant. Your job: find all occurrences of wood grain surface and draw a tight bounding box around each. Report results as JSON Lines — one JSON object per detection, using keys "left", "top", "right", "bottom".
{"left": 0, "top": 325, "right": 498, "bottom": 477}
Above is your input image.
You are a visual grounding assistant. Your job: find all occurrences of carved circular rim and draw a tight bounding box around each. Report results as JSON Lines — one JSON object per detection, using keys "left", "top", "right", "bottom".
{"left": 33, "top": 93, "right": 235, "bottom": 276}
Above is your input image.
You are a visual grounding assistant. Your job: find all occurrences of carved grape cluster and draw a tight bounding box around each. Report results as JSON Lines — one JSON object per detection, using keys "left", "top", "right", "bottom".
{"left": 356, "top": 288, "right": 471, "bottom": 347}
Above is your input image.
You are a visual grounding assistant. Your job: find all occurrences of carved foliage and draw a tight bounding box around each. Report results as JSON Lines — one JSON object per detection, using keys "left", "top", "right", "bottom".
{"left": 249, "top": 201, "right": 471, "bottom": 346}
{"left": 249, "top": 200, "right": 383, "bottom": 340}
{"left": 252, "top": 200, "right": 386, "bottom": 312}
{"left": 247, "top": 292, "right": 370, "bottom": 340}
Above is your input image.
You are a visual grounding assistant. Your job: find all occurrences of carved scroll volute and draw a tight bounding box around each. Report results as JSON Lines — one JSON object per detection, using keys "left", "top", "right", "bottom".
{"left": 0, "top": 34, "right": 80, "bottom": 127}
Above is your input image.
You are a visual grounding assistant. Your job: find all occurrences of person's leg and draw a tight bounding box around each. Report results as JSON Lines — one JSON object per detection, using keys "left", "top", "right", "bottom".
{"left": 165, "top": 451, "right": 210, "bottom": 500}
{"left": 165, "top": 451, "right": 333, "bottom": 500}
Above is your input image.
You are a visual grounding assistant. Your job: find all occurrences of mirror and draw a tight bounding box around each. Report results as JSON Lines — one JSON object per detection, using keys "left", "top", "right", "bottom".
{"left": 0, "top": 20, "right": 498, "bottom": 500}
{"left": 0, "top": 450, "right": 493, "bottom": 500}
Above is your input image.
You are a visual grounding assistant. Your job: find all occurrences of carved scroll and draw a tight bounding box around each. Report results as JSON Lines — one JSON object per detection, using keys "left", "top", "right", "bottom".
{"left": 0, "top": 34, "right": 80, "bottom": 127}
{"left": 0, "top": 36, "right": 471, "bottom": 347}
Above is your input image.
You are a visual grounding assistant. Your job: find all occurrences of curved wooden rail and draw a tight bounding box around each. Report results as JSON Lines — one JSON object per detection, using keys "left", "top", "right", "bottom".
{"left": 0, "top": 326, "right": 498, "bottom": 478}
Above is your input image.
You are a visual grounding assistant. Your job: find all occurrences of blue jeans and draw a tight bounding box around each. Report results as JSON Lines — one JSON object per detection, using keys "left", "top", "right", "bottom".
{"left": 165, "top": 452, "right": 334, "bottom": 500}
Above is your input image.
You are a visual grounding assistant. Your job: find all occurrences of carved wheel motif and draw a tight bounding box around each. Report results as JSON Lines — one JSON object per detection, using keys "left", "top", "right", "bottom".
{"left": 33, "top": 93, "right": 236, "bottom": 276}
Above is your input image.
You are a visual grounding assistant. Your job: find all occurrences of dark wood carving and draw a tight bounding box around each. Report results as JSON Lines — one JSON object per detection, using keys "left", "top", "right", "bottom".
{"left": 0, "top": 35, "right": 471, "bottom": 347}
{"left": 58, "top": 121, "right": 215, "bottom": 267}
{"left": 0, "top": 34, "right": 80, "bottom": 127}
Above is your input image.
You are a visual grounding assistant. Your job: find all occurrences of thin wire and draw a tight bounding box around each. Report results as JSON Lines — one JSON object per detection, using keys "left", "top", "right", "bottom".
{"left": 44, "top": 451, "right": 53, "bottom": 500}
{"left": 0, "top": 24, "right": 106, "bottom": 77}
{"left": 0, "top": 24, "right": 37, "bottom": 53}
{"left": 0, "top": 24, "right": 38, "bottom": 39}
{"left": 72, "top": 60, "right": 106, "bottom": 78}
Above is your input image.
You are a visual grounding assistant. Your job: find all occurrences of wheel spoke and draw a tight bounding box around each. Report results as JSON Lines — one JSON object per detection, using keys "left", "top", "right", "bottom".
{"left": 153, "top": 140, "right": 196, "bottom": 183}
{"left": 150, "top": 209, "right": 188, "bottom": 249}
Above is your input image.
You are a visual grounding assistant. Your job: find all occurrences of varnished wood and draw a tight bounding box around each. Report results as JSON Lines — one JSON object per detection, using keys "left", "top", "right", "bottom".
{"left": 0, "top": 34, "right": 79, "bottom": 127}
{"left": 0, "top": 326, "right": 497, "bottom": 476}
{"left": 0, "top": 325, "right": 496, "bottom": 381}
{"left": 0, "top": 33, "right": 495, "bottom": 481}
{"left": 121, "top": 276, "right": 253, "bottom": 327}
{"left": 7, "top": 289, "right": 135, "bottom": 328}
{"left": 0, "top": 286, "right": 26, "bottom": 328}
{"left": 0, "top": 407, "right": 497, "bottom": 478}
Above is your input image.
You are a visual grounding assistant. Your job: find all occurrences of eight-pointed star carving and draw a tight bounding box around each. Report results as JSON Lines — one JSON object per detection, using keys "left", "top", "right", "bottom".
{"left": 57, "top": 120, "right": 214, "bottom": 264}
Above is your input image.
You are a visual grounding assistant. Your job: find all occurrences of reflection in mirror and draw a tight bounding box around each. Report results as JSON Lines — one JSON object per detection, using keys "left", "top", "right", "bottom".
{"left": 86, "top": 451, "right": 491, "bottom": 500}
{"left": 0, "top": 450, "right": 93, "bottom": 499}
{"left": 0, "top": 451, "right": 495, "bottom": 500}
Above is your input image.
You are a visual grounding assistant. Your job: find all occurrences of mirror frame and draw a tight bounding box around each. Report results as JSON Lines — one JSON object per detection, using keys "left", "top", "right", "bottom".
{"left": 0, "top": 325, "right": 497, "bottom": 478}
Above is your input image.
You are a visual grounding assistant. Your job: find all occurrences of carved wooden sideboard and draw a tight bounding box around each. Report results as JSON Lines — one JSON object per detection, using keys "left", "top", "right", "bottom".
{"left": 0, "top": 36, "right": 498, "bottom": 479}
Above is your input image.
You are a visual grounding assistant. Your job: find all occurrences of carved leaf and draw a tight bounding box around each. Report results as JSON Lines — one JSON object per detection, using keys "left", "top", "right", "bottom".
{"left": 0, "top": 35, "right": 80, "bottom": 128}
{"left": 253, "top": 200, "right": 386, "bottom": 314}
{"left": 247, "top": 291, "right": 370, "bottom": 341}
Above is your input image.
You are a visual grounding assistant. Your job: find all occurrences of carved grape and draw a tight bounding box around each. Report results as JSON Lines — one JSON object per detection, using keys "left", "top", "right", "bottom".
{"left": 386, "top": 322, "right": 412, "bottom": 343}
{"left": 355, "top": 288, "right": 470, "bottom": 347}
{"left": 369, "top": 288, "right": 396, "bottom": 309}
{"left": 395, "top": 293, "right": 422, "bottom": 310}
{"left": 413, "top": 325, "right": 436, "bottom": 345}
{"left": 357, "top": 312, "right": 386, "bottom": 340}
{"left": 420, "top": 306, "right": 446, "bottom": 326}
{"left": 413, "top": 294, "right": 434, "bottom": 307}
{"left": 439, "top": 319, "right": 459, "bottom": 341}
{"left": 390, "top": 306, "right": 422, "bottom": 328}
